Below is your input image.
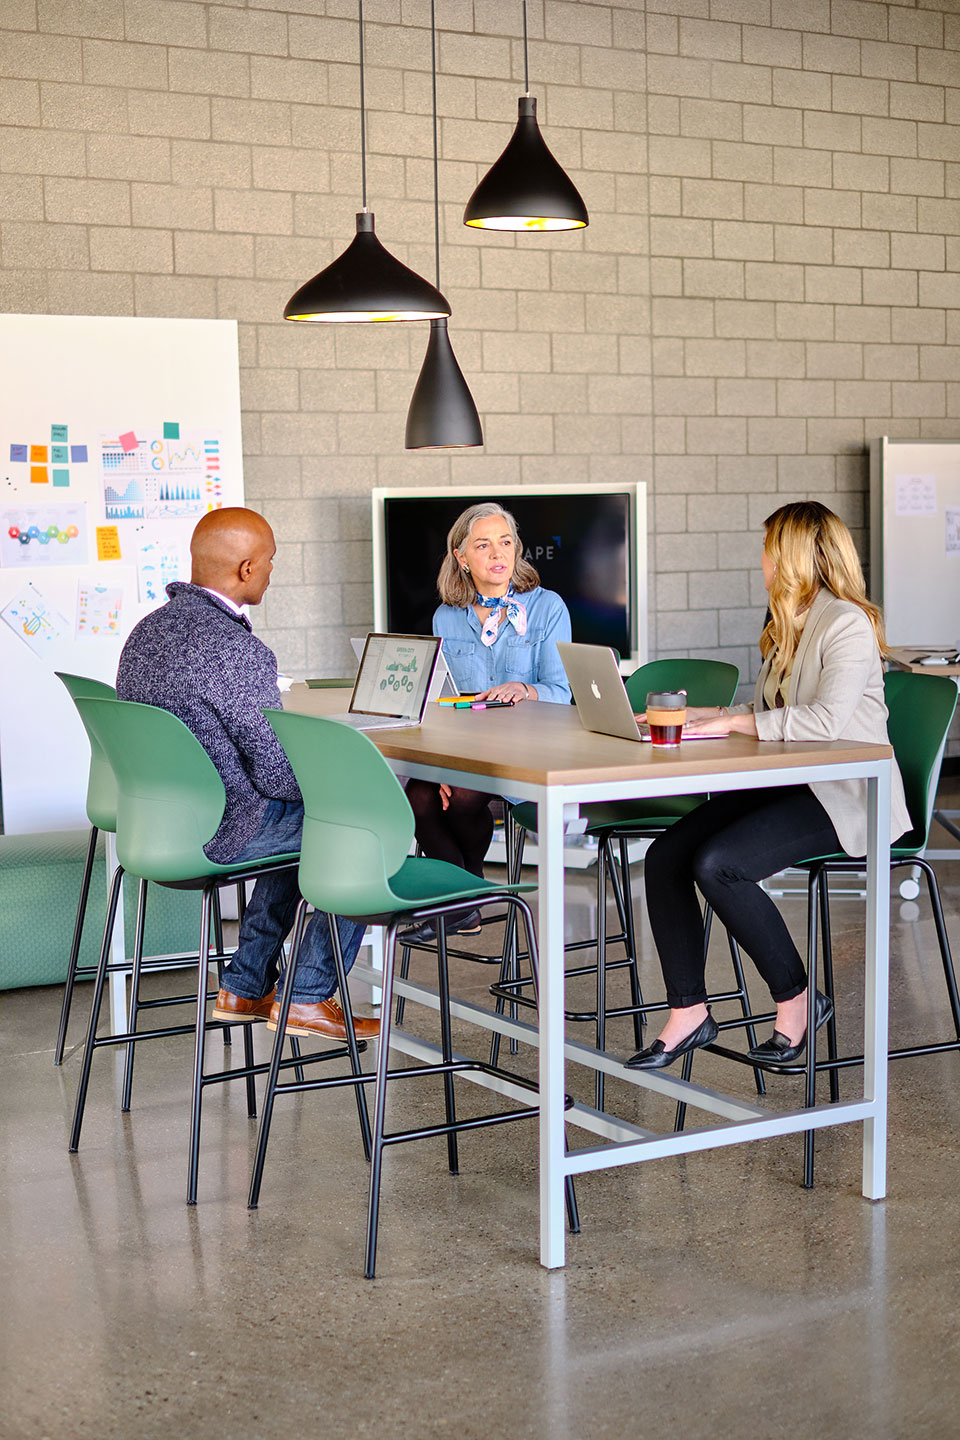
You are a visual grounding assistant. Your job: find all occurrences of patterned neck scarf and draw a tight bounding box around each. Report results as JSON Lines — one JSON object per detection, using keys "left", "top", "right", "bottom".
{"left": 474, "top": 586, "right": 528, "bottom": 647}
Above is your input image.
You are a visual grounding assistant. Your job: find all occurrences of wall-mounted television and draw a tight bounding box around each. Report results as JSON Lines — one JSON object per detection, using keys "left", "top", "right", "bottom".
{"left": 372, "top": 483, "right": 647, "bottom": 665}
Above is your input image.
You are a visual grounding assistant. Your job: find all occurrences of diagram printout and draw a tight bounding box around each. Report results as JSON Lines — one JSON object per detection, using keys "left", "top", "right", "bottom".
{"left": 101, "top": 429, "right": 223, "bottom": 520}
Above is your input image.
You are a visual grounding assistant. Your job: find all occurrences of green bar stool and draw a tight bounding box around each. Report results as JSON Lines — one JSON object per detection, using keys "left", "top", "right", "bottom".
{"left": 67, "top": 696, "right": 355, "bottom": 1205}
{"left": 248, "top": 709, "right": 579, "bottom": 1278}
{"left": 501, "top": 658, "right": 757, "bottom": 1109}
{"left": 55, "top": 672, "right": 244, "bottom": 1106}
{"left": 702, "top": 669, "right": 960, "bottom": 1187}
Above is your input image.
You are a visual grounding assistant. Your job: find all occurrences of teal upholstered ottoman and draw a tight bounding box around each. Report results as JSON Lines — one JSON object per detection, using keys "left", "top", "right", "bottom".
{"left": 0, "top": 830, "right": 203, "bottom": 991}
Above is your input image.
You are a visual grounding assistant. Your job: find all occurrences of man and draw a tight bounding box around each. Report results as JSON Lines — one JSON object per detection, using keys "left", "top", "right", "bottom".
{"left": 116, "top": 506, "right": 378, "bottom": 1041}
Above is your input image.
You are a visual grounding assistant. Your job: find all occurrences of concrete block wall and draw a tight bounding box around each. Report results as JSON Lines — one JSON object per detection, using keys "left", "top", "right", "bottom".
{"left": 1, "top": 0, "right": 959, "bottom": 697}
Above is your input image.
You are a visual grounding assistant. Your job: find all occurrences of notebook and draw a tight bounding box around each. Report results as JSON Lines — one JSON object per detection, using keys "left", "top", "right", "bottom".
{"left": 327, "top": 633, "right": 442, "bottom": 731}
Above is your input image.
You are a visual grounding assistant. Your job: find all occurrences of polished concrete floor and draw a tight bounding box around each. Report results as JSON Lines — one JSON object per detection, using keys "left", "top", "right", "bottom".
{"left": 4, "top": 813, "right": 960, "bottom": 1439}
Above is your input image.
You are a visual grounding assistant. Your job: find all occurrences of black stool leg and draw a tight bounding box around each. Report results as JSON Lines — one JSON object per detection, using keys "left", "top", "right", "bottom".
{"left": 437, "top": 917, "right": 460, "bottom": 1175}
{"left": 918, "top": 859, "right": 960, "bottom": 1039}
{"left": 594, "top": 841, "right": 609, "bottom": 1111}
{"left": 817, "top": 873, "right": 840, "bottom": 1103}
{"left": 617, "top": 835, "right": 645, "bottom": 1050}
{"left": 490, "top": 822, "right": 527, "bottom": 1068}
{"left": 249, "top": 900, "right": 309, "bottom": 1208}
{"left": 120, "top": 877, "right": 149, "bottom": 1111}
{"left": 326, "top": 913, "right": 373, "bottom": 1160}
{"left": 55, "top": 825, "right": 99, "bottom": 1065}
{"left": 186, "top": 885, "right": 215, "bottom": 1205}
{"left": 69, "top": 865, "right": 124, "bottom": 1153}
{"left": 726, "top": 931, "right": 766, "bottom": 1098}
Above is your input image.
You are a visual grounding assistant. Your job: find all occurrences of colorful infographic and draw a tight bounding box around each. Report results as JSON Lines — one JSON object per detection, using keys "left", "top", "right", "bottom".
{"left": 1, "top": 504, "right": 89, "bottom": 567}
{"left": 76, "top": 581, "right": 123, "bottom": 638}
{"left": 136, "top": 535, "right": 187, "bottom": 603}
{"left": 101, "top": 429, "right": 223, "bottom": 519}
{"left": 1, "top": 583, "right": 71, "bottom": 657}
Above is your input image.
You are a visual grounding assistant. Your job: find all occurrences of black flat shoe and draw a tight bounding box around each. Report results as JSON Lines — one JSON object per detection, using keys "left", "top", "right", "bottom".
{"left": 399, "top": 908, "right": 482, "bottom": 945}
{"left": 747, "top": 990, "right": 834, "bottom": 1064}
{"left": 625, "top": 1012, "right": 719, "bottom": 1070}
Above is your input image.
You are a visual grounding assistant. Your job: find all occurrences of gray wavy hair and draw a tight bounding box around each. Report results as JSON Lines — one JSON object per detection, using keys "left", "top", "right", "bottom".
{"left": 436, "top": 502, "right": 540, "bottom": 607}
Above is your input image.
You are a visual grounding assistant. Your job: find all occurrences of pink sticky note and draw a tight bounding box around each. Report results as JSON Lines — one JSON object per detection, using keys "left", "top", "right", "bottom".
{"left": 119, "top": 430, "right": 138, "bottom": 452}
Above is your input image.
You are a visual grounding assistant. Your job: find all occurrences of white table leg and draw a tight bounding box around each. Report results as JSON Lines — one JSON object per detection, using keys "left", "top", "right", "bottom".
{"left": 862, "top": 765, "right": 891, "bottom": 1199}
{"left": 105, "top": 832, "right": 128, "bottom": 1034}
{"left": 538, "top": 787, "right": 568, "bottom": 1269}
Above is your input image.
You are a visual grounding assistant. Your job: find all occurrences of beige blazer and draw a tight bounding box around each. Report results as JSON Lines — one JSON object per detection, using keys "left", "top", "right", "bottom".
{"left": 743, "top": 588, "right": 910, "bottom": 857}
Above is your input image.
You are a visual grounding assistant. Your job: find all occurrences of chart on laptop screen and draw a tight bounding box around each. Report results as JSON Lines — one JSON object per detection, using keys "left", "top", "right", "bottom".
{"left": 353, "top": 635, "right": 436, "bottom": 716}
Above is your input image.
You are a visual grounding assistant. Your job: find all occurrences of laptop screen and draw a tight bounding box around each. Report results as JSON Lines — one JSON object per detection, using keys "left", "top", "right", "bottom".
{"left": 351, "top": 633, "right": 441, "bottom": 720}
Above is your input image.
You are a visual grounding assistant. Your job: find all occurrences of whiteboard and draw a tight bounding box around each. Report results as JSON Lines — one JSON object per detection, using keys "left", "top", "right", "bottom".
{"left": 0, "top": 315, "right": 244, "bottom": 834}
{"left": 869, "top": 436, "right": 960, "bottom": 649}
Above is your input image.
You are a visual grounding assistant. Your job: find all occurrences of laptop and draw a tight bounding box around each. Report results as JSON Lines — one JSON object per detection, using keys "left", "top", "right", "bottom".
{"left": 327, "top": 633, "right": 442, "bottom": 730}
{"left": 557, "top": 641, "right": 653, "bottom": 741}
{"left": 351, "top": 634, "right": 459, "bottom": 700}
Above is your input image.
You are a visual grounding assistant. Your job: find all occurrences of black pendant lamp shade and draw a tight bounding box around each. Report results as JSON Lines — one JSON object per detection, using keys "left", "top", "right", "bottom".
{"left": 405, "top": 318, "right": 483, "bottom": 448}
{"left": 284, "top": 212, "right": 450, "bottom": 323}
{"left": 463, "top": 97, "right": 588, "bottom": 232}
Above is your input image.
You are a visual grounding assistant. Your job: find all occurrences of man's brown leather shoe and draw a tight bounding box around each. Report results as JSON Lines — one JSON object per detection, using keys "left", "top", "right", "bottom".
{"left": 266, "top": 997, "right": 380, "bottom": 1041}
{"left": 212, "top": 987, "right": 276, "bottom": 1022}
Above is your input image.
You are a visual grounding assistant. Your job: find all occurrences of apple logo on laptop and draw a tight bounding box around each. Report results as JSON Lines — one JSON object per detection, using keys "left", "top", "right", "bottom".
{"left": 591, "top": 681, "right": 602, "bottom": 700}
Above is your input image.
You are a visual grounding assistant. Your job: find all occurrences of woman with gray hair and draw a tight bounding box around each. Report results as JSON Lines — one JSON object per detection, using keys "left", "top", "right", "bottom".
{"left": 402, "top": 502, "right": 572, "bottom": 943}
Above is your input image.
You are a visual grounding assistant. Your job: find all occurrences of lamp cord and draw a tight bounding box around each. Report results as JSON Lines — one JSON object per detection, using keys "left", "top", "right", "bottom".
{"left": 431, "top": 0, "right": 441, "bottom": 289}
{"left": 358, "top": 0, "right": 368, "bottom": 210}
{"left": 522, "top": 0, "right": 529, "bottom": 95}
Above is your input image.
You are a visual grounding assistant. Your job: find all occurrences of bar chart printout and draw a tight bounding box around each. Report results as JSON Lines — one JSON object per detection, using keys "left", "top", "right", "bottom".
{"left": 101, "top": 430, "right": 223, "bottom": 520}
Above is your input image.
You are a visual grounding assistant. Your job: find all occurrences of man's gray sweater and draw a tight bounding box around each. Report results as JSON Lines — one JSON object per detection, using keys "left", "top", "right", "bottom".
{"left": 116, "top": 582, "right": 300, "bottom": 862}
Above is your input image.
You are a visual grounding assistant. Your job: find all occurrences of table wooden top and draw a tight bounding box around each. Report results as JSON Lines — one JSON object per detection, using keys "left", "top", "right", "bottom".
{"left": 886, "top": 646, "right": 960, "bottom": 677}
{"left": 284, "top": 685, "right": 892, "bottom": 789}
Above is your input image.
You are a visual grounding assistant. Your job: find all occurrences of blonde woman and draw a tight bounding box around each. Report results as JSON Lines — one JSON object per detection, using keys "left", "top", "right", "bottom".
{"left": 628, "top": 501, "right": 910, "bottom": 1070}
{"left": 402, "top": 502, "right": 571, "bottom": 943}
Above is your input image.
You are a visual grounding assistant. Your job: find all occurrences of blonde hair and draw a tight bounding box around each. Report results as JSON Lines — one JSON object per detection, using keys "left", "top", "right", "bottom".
{"left": 437, "top": 502, "right": 540, "bottom": 607}
{"left": 761, "top": 501, "right": 886, "bottom": 671}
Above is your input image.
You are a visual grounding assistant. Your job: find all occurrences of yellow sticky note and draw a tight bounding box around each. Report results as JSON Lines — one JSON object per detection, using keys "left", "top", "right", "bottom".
{"left": 96, "top": 525, "right": 122, "bottom": 561}
{"left": 30, "top": 466, "right": 48, "bottom": 484}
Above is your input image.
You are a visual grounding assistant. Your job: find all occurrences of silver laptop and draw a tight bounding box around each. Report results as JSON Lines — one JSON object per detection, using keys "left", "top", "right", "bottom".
{"left": 328, "top": 633, "right": 442, "bottom": 731}
{"left": 351, "top": 634, "right": 459, "bottom": 700}
{"left": 557, "top": 641, "right": 651, "bottom": 741}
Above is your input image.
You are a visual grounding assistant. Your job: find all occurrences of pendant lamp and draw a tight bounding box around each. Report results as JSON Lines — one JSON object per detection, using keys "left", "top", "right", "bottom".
{"left": 405, "top": 0, "right": 482, "bottom": 448}
{"left": 284, "top": 0, "right": 450, "bottom": 323}
{"left": 463, "top": 0, "right": 588, "bottom": 232}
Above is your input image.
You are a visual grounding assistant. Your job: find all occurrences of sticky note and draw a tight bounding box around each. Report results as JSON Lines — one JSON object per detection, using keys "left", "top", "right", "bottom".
{"left": 51, "top": 445, "right": 68, "bottom": 463}
{"left": 52, "top": 469, "right": 70, "bottom": 487}
{"left": 30, "top": 445, "right": 48, "bottom": 463}
{"left": 119, "top": 430, "right": 138, "bottom": 453}
{"left": 163, "top": 421, "right": 180, "bottom": 439}
{"left": 9, "top": 444, "right": 27, "bottom": 462}
{"left": 96, "top": 525, "right": 122, "bottom": 561}
{"left": 30, "top": 466, "right": 48, "bottom": 484}
{"left": 51, "top": 424, "right": 68, "bottom": 443}
{"left": 70, "top": 445, "right": 88, "bottom": 463}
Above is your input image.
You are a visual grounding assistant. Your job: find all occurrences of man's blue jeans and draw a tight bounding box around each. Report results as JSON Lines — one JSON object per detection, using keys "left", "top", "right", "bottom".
{"left": 219, "top": 799, "right": 366, "bottom": 1004}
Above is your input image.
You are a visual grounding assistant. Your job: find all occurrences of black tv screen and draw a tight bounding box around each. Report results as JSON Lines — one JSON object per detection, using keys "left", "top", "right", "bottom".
{"left": 382, "top": 490, "right": 634, "bottom": 657}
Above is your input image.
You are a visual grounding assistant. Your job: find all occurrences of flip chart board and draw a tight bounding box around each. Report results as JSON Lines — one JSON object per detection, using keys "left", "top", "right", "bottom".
{"left": 869, "top": 436, "right": 960, "bottom": 649}
{"left": 0, "top": 315, "right": 244, "bottom": 834}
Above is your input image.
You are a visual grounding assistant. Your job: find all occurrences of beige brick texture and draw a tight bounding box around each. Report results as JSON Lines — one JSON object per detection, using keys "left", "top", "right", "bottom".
{"left": 1, "top": 1, "right": 959, "bottom": 686}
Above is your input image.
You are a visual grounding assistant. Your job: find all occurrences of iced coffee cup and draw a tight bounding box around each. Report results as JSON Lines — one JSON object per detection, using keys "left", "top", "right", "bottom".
{"left": 645, "top": 690, "right": 687, "bottom": 746}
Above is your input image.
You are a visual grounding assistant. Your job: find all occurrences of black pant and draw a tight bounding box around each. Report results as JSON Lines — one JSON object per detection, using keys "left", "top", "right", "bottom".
{"left": 406, "top": 780, "right": 495, "bottom": 878}
{"left": 643, "top": 786, "right": 840, "bottom": 1009}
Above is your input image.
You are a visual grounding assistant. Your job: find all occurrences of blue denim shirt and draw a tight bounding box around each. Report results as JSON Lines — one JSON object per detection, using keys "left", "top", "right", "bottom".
{"left": 433, "top": 587, "right": 572, "bottom": 704}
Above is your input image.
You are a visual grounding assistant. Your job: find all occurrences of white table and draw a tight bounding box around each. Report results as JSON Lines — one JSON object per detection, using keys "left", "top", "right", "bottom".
{"left": 286, "top": 689, "right": 893, "bottom": 1269}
